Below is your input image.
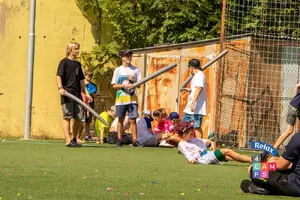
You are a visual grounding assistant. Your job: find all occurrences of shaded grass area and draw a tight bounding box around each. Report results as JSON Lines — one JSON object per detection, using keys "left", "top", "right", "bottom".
{"left": 0, "top": 140, "right": 296, "bottom": 200}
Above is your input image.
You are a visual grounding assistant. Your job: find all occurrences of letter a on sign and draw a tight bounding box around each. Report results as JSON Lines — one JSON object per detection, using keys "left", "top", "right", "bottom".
{"left": 261, "top": 163, "right": 268, "bottom": 170}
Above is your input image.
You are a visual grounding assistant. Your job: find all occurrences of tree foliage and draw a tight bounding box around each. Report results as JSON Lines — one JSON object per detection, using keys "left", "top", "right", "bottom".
{"left": 227, "top": 0, "right": 300, "bottom": 37}
{"left": 101, "top": 0, "right": 222, "bottom": 49}
{"left": 80, "top": 42, "right": 120, "bottom": 82}
{"left": 77, "top": 0, "right": 300, "bottom": 79}
{"left": 76, "top": 0, "right": 222, "bottom": 79}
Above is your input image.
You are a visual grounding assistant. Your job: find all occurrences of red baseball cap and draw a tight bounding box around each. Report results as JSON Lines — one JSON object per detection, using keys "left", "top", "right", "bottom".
{"left": 175, "top": 121, "right": 194, "bottom": 134}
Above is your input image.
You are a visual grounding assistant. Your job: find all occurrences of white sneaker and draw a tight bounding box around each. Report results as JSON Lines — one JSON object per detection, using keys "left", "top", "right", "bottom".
{"left": 159, "top": 140, "right": 173, "bottom": 148}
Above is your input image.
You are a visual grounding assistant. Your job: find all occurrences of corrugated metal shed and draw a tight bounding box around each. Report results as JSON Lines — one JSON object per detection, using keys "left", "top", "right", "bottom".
{"left": 127, "top": 35, "right": 251, "bottom": 138}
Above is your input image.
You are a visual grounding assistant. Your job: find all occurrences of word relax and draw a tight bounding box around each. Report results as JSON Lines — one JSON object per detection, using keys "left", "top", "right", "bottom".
{"left": 250, "top": 141, "right": 278, "bottom": 156}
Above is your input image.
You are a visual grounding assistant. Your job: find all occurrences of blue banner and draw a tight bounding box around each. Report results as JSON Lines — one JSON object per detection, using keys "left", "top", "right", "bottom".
{"left": 250, "top": 141, "right": 278, "bottom": 156}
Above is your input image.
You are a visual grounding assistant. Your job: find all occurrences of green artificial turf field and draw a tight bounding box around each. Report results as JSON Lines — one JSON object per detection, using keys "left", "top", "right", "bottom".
{"left": 0, "top": 140, "right": 296, "bottom": 200}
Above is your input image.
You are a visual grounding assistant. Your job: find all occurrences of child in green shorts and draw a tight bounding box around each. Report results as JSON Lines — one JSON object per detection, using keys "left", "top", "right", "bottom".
{"left": 174, "top": 121, "right": 252, "bottom": 164}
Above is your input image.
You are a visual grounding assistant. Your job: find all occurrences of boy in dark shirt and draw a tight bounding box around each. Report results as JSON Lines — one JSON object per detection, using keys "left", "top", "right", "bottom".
{"left": 56, "top": 42, "right": 92, "bottom": 147}
{"left": 273, "top": 83, "right": 300, "bottom": 150}
{"left": 262, "top": 83, "right": 300, "bottom": 161}
{"left": 241, "top": 133, "right": 300, "bottom": 197}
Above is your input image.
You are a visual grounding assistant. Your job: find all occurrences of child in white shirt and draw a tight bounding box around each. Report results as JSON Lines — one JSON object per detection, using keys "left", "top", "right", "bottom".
{"left": 174, "top": 121, "right": 252, "bottom": 164}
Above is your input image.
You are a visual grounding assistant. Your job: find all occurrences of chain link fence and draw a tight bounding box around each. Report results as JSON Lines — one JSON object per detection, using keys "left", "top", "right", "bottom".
{"left": 217, "top": 0, "right": 300, "bottom": 148}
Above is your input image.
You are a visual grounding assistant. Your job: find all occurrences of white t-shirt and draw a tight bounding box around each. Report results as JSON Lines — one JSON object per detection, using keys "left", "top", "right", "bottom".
{"left": 178, "top": 138, "right": 209, "bottom": 162}
{"left": 110, "top": 116, "right": 129, "bottom": 132}
{"left": 183, "top": 71, "right": 207, "bottom": 115}
{"left": 111, "top": 65, "right": 141, "bottom": 106}
{"left": 189, "top": 137, "right": 209, "bottom": 151}
{"left": 136, "top": 118, "right": 153, "bottom": 144}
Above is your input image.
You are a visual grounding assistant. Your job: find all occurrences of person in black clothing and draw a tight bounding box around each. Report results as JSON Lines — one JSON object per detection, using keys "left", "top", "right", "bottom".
{"left": 241, "top": 133, "right": 300, "bottom": 197}
{"left": 262, "top": 83, "right": 300, "bottom": 161}
{"left": 56, "top": 42, "right": 92, "bottom": 147}
{"left": 273, "top": 83, "right": 300, "bottom": 150}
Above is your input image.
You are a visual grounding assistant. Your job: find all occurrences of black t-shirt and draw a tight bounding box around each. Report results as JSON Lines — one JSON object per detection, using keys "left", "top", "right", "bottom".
{"left": 56, "top": 58, "right": 84, "bottom": 104}
{"left": 290, "top": 92, "right": 300, "bottom": 109}
{"left": 282, "top": 133, "right": 300, "bottom": 194}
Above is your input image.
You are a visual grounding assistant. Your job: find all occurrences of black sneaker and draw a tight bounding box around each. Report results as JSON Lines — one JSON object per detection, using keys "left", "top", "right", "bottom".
{"left": 70, "top": 138, "right": 82, "bottom": 147}
{"left": 249, "top": 183, "right": 269, "bottom": 195}
{"left": 66, "top": 142, "right": 78, "bottom": 147}
{"left": 240, "top": 179, "right": 269, "bottom": 195}
{"left": 132, "top": 141, "right": 142, "bottom": 147}
{"left": 85, "top": 136, "right": 93, "bottom": 141}
{"left": 240, "top": 179, "right": 252, "bottom": 193}
{"left": 116, "top": 139, "right": 123, "bottom": 147}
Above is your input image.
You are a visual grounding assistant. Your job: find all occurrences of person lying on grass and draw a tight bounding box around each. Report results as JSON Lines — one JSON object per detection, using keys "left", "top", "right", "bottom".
{"left": 240, "top": 133, "right": 300, "bottom": 197}
{"left": 171, "top": 121, "right": 252, "bottom": 165}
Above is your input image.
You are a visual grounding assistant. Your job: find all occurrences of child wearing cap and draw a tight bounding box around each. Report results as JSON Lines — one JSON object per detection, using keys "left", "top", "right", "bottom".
{"left": 174, "top": 121, "right": 252, "bottom": 164}
{"left": 141, "top": 110, "right": 154, "bottom": 131}
{"left": 95, "top": 106, "right": 116, "bottom": 144}
{"left": 166, "top": 112, "right": 180, "bottom": 133}
{"left": 111, "top": 50, "right": 142, "bottom": 147}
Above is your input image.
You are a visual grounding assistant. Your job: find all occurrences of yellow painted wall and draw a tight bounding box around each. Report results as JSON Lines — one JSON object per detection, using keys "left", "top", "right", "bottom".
{"left": 0, "top": 0, "right": 97, "bottom": 138}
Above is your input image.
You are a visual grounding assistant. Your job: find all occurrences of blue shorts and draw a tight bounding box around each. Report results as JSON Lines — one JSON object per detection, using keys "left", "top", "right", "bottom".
{"left": 182, "top": 113, "right": 203, "bottom": 128}
{"left": 116, "top": 104, "right": 139, "bottom": 119}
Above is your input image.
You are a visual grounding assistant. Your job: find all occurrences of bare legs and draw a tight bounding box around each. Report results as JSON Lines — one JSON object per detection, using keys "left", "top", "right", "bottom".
{"left": 221, "top": 149, "right": 252, "bottom": 163}
{"left": 62, "top": 118, "right": 81, "bottom": 144}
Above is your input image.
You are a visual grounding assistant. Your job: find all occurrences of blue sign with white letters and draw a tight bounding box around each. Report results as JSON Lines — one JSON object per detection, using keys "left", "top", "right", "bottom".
{"left": 250, "top": 141, "right": 278, "bottom": 156}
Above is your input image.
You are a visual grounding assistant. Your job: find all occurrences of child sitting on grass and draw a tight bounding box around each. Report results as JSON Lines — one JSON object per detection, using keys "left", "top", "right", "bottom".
{"left": 95, "top": 106, "right": 116, "bottom": 144}
{"left": 166, "top": 112, "right": 180, "bottom": 133}
{"left": 153, "top": 108, "right": 174, "bottom": 147}
{"left": 136, "top": 110, "right": 161, "bottom": 147}
{"left": 172, "top": 121, "right": 252, "bottom": 164}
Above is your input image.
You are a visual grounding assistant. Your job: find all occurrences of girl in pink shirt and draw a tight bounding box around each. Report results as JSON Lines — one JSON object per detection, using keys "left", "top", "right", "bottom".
{"left": 153, "top": 118, "right": 174, "bottom": 134}
{"left": 153, "top": 108, "right": 174, "bottom": 147}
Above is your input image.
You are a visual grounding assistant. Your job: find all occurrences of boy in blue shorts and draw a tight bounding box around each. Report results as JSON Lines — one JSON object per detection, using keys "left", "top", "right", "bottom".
{"left": 111, "top": 50, "right": 141, "bottom": 147}
{"left": 181, "top": 59, "right": 207, "bottom": 138}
